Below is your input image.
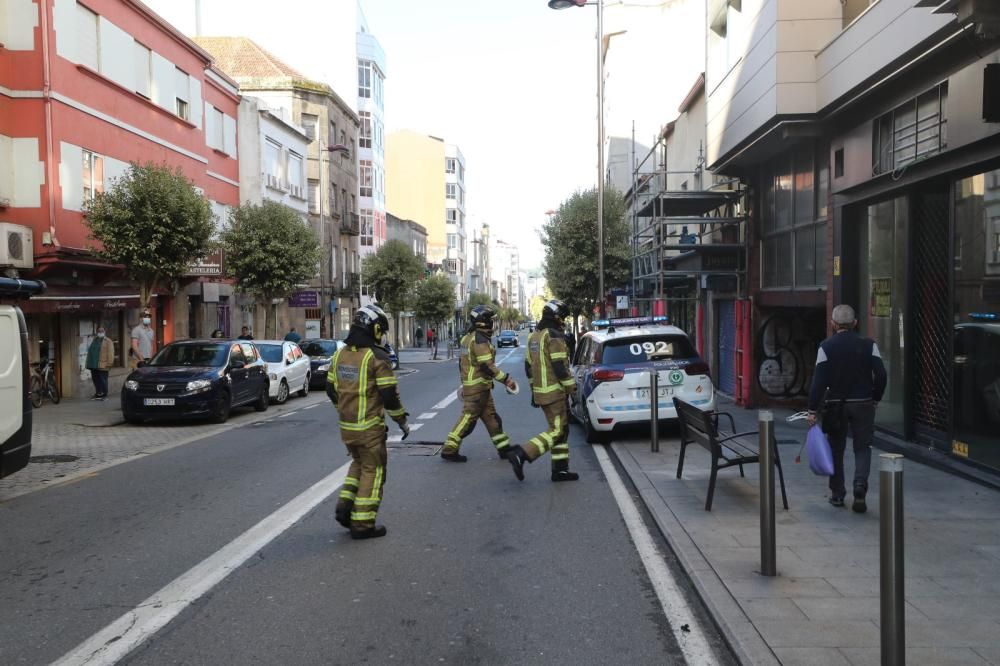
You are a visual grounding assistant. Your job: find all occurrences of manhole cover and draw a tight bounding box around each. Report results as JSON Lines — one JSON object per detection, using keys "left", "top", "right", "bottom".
{"left": 30, "top": 455, "right": 80, "bottom": 463}
{"left": 387, "top": 440, "right": 442, "bottom": 456}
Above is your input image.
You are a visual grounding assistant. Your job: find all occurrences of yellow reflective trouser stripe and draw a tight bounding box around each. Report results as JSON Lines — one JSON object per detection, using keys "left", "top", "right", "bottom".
{"left": 447, "top": 414, "right": 472, "bottom": 444}
{"left": 351, "top": 511, "right": 377, "bottom": 520}
{"left": 357, "top": 350, "right": 372, "bottom": 424}
{"left": 351, "top": 465, "right": 384, "bottom": 522}
{"left": 339, "top": 418, "right": 383, "bottom": 431}
{"left": 339, "top": 489, "right": 357, "bottom": 500}
{"left": 343, "top": 476, "right": 359, "bottom": 487}
{"left": 353, "top": 498, "right": 380, "bottom": 506}
{"left": 534, "top": 384, "right": 563, "bottom": 393}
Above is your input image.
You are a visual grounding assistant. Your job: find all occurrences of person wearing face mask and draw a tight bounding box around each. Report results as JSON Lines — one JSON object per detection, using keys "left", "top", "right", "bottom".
{"left": 85, "top": 326, "right": 115, "bottom": 400}
{"left": 131, "top": 310, "right": 156, "bottom": 365}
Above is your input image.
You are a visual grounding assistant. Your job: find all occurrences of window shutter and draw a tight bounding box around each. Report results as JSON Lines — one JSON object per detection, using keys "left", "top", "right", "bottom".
{"left": 134, "top": 43, "right": 151, "bottom": 97}
{"left": 77, "top": 5, "right": 99, "bottom": 70}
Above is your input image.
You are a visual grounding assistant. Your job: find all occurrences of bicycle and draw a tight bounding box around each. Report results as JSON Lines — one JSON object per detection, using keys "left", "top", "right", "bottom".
{"left": 29, "top": 358, "right": 60, "bottom": 408}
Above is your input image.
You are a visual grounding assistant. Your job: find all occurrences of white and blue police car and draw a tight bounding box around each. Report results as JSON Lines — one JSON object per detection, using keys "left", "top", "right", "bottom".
{"left": 569, "top": 316, "right": 716, "bottom": 443}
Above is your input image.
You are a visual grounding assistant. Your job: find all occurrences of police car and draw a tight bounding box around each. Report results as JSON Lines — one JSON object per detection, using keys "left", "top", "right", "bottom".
{"left": 569, "top": 316, "right": 715, "bottom": 443}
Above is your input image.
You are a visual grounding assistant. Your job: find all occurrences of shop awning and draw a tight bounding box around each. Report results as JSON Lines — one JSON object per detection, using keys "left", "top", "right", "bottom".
{"left": 17, "top": 287, "right": 157, "bottom": 314}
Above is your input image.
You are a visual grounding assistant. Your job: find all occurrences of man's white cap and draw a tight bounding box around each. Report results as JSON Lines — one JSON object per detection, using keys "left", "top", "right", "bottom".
{"left": 832, "top": 304, "right": 856, "bottom": 325}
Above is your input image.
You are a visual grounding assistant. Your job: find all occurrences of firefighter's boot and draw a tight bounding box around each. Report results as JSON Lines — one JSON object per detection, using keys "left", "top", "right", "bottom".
{"left": 551, "top": 460, "right": 579, "bottom": 482}
{"left": 507, "top": 445, "right": 528, "bottom": 481}
{"left": 350, "top": 525, "right": 388, "bottom": 540}
{"left": 335, "top": 501, "right": 353, "bottom": 529}
{"left": 441, "top": 451, "right": 468, "bottom": 463}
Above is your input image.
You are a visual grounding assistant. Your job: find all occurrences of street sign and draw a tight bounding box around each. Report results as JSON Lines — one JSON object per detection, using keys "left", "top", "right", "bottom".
{"left": 187, "top": 249, "right": 224, "bottom": 276}
{"left": 616, "top": 295, "right": 629, "bottom": 310}
{"left": 289, "top": 291, "right": 319, "bottom": 308}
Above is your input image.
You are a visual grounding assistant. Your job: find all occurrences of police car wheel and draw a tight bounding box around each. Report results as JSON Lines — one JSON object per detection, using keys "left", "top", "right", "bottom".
{"left": 583, "top": 404, "right": 609, "bottom": 444}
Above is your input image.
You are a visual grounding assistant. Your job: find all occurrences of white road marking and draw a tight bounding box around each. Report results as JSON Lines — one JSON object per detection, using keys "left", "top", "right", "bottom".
{"left": 278, "top": 411, "right": 296, "bottom": 418}
{"left": 409, "top": 423, "right": 424, "bottom": 431}
{"left": 53, "top": 460, "right": 351, "bottom": 666}
{"left": 302, "top": 404, "right": 318, "bottom": 410}
{"left": 387, "top": 434, "right": 403, "bottom": 443}
{"left": 432, "top": 392, "right": 458, "bottom": 410}
{"left": 417, "top": 412, "right": 436, "bottom": 420}
{"left": 497, "top": 348, "right": 518, "bottom": 364}
{"left": 593, "top": 446, "right": 716, "bottom": 664}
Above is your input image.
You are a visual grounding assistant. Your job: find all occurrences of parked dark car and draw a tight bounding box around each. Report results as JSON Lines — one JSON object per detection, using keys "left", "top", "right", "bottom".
{"left": 496, "top": 330, "right": 519, "bottom": 348}
{"left": 301, "top": 338, "right": 345, "bottom": 389}
{"left": 121, "top": 340, "right": 269, "bottom": 424}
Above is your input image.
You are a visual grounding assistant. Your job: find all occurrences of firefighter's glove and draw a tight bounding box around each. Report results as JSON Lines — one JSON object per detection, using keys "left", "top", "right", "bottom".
{"left": 530, "top": 397, "right": 539, "bottom": 408}
{"left": 400, "top": 421, "right": 411, "bottom": 440}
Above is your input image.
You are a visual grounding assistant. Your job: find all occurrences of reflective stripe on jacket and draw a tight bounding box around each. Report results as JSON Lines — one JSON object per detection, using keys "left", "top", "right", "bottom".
{"left": 526, "top": 328, "right": 576, "bottom": 405}
{"left": 458, "top": 331, "right": 508, "bottom": 394}
{"left": 328, "top": 345, "right": 404, "bottom": 431}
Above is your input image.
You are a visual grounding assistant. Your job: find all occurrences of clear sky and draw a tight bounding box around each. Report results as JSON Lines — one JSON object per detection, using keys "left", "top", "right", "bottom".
{"left": 361, "top": 0, "right": 601, "bottom": 270}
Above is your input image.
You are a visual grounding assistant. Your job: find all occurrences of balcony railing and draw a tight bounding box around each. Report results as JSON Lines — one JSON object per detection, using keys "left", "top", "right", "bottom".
{"left": 341, "top": 212, "right": 360, "bottom": 236}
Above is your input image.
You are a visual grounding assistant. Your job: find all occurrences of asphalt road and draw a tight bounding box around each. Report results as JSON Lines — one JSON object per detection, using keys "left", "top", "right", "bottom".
{"left": 0, "top": 331, "right": 736, "bottom": 665}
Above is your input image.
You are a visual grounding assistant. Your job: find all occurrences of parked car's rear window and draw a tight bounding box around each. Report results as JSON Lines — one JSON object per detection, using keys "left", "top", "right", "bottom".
{"left": 302, "top": 341, "right": 337, "bottom": 356}
{"left": 149, "top": 344, "right": 228, "bottom": 367}
{"left": 600, "top": 335, "right": 696, "bottom": 364}
{"left": 256, "top": 344, "right": 284, "bottom": 363}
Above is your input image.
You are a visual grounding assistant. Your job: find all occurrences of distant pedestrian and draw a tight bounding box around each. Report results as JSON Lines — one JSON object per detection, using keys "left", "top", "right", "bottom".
{"left": 210, "top": 329, "right": 225, "bottom": 338}
{"left": 415, "top": 327, "right": 424, "bottom": 348}
{"left": 284, "top": 327, "right": 302, "bottom": 343}
{"left": 130, "top": 310, "right": 155, "bottom": 365}
{"left": 86, "top": 326, "right": 114, "bottom": 400}
{"left": 807, "top": 304, "right": 887, "bottom": 513}
{"left": 426, "top": 328, "right": 435, "bottom": 349}
{"left": 238, "top": 326, "right": 254, "bottom": 341}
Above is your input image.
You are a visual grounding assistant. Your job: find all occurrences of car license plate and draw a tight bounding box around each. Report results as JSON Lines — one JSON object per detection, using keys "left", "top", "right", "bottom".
{"left": 637, "top": 388, "right": 673, "bottom": 399}
{"left": 143, "top": 398, "right": 175, "bottom": 406}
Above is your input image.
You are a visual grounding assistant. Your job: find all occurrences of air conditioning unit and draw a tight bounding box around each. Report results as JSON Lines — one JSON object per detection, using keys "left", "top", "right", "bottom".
{"left": 0, "top": 223, "right": 34, "bottom": 269}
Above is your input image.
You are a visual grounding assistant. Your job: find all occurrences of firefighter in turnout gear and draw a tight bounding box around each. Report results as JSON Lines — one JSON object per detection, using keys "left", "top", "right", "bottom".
{"left": 326, "top": 304, "right": 410, "bottom": 539}
{"left": 507, "top": 299, "right": 579, "bottom": 482}
{"left": 442, "top": 305, "right": 518, "bottom": 462}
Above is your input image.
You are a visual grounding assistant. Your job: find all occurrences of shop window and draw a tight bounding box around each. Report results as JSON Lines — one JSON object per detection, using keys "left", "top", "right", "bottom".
{"left": 82, "top": 150, "right": 104, "bottom": 202}
{"left": 872, "top": 82, "right": 948, "bottom": 175}
{"left": 952, "top": 170, "right": 1000, "bottom": 470}
{"left": 761, "top": 144, "right": 828, "bottom": 288}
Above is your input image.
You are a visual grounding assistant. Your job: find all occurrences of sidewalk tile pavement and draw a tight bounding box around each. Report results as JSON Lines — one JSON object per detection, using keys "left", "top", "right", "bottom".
{"left": 614, "top": 398, "right": 1000, "bottom": 665}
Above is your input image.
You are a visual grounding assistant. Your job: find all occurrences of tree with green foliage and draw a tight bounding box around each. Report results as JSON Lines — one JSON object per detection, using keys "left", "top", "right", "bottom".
{"left": 85, "top": 162, "right": 214, "bottom": 312}
{"left": 529, "top": 295, "right": 547, "bottom": 323}
{"left": 541, "top": 186, "right": 630, "bottom": 322}
{"left": 414, "top": 273, "right": 455, "bottom": 359}
{"left": 464, "top": 291, "right": 494, "bottom": 317}
{"left": 498, "top": 306, "right": 522, "bottom": 331}
{"left": 220, "top": 200, "right": 321, "bottom": 339}
{"left": 361, "top": 239, "right": 424, "bottom": 349}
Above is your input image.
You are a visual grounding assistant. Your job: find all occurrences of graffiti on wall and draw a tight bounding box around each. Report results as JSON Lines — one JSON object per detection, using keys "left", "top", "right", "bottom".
{"left": 756, "top": 310, "right": 826, "bottom": 399}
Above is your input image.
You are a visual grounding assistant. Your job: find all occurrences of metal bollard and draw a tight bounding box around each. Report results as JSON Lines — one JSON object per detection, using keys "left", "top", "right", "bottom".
{"left": 649, "top": 370, "right": 660, "bottom": 452}
{"left": 880, "top": 453, "right": 905, "bottom": 666}
{"left": 758, "top": 410, "right": 776, "bottom": 576}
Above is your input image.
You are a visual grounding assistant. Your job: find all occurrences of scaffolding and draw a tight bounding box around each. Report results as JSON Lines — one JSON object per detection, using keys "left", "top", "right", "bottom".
{"left": 627, "top": 127, "right": 748, "bottom": 332}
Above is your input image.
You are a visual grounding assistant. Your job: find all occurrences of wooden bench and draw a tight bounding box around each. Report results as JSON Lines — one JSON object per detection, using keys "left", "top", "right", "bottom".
{"left": 673, "top": 397, "right": 789, "bottom": 512}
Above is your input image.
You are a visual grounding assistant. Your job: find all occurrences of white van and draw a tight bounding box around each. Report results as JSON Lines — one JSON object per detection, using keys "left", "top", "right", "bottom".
{"left": 0, "top": 278, "right": 45, "bottom": 478}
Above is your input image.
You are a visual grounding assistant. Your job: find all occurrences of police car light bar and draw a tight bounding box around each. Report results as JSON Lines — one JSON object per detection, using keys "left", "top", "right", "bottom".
{"left": 592, "top": 315, "right": 668, "bottom": 330}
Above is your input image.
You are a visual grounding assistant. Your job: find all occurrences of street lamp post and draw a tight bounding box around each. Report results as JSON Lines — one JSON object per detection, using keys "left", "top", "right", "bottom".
{"left": 549, "top": 0, "right": 606, "bottom": 317}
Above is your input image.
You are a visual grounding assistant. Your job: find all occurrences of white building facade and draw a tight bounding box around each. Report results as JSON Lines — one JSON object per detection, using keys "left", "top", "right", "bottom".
{"left": 237, "top": 97, "right": 310, "bottom": 219}
{"left": 445, "top": 144, "right": 467, "bottom": 308}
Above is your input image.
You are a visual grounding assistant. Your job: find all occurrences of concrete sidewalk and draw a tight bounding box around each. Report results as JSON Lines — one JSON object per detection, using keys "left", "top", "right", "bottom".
{"left": 32, "top": 396, "right": 125, "bottom": 427}
{"left": 613, "top": 398, "right": 1000, "bottom": 666}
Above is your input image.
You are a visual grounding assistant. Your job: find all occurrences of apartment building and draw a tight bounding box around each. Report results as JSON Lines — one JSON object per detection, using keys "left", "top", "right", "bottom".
{"left": 386, "top": 131, "right": 468, "bottom": 328}
{"left": 707, "top": 0, "right": 1000, "bottom": 474}
{"left": 0, "top": 0, "right": 240, "bottom": 398}
{"left": 357, "top": 19, "right": 388, "bottom": 286}
{"left": 197, "top": 37, "right": 361, "bottom": 338}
